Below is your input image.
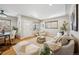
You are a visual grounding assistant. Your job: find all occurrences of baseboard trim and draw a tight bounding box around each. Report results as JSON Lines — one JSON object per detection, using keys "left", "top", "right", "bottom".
{"left": 20, "top": 35, "right": 35, "bottom": 40}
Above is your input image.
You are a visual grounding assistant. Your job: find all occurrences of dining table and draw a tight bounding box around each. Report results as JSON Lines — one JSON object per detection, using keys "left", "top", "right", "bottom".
{"left": 0, "top": 32, "right": 11, "bottom": 45}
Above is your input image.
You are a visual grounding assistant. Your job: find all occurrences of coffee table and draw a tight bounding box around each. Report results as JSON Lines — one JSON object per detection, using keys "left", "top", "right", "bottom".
{"left": 37, "top": 36, "right": 46, "bottom": 44}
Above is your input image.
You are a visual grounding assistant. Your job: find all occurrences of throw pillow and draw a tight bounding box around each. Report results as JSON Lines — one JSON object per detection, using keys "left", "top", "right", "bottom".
{"left": 56, "top": 35, "right": 69, "bottom": 45}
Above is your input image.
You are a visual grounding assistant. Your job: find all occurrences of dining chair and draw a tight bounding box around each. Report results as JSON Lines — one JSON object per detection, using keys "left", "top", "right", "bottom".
{"left": 0, "top": 36, "right": 4, "bottom": 44}
{"left": 10, "top": 30, "right": 16, "bottom": 42}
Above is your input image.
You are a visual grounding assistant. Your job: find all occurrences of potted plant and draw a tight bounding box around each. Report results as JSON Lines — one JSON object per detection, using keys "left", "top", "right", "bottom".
{"left": 12, "top": 26, "right": 18, "bottom": 31}
{"left": 60, "top": 21, "right": 68, "bottom": 35}
{"left": 40, "top": 43, "right": 53, "bottom": 55}
{"left": 12, "top": 26, "right": 18, "bottom": 38}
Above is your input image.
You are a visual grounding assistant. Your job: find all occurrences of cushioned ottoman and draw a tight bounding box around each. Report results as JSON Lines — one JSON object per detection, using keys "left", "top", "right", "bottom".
{"left": 13, "top": 41, "right": 40, "bottom": 55}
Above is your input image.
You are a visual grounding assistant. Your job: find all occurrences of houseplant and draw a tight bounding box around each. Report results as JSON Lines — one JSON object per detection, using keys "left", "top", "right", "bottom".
{"left": 60, "top": 21, "right": 68, "bottom": 35}
{"left": 40, "top": 43, "right": 53, "bottom": 55}
{"left": 12, "top": 26, "right": 18, "bottom": 38}
{"left": 12, "top": 26, "right": 18, "bottom": 31}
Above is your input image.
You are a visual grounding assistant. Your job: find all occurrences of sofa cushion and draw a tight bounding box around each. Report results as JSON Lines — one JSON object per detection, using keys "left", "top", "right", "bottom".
{"left": 53, "top": 32, "right": 62, "bottom": 42}
{"left": 59, "top": 37, "right": 68, "bottom": 45}
{"left": 56, "top": 35, "right": 72, "bottom": 45}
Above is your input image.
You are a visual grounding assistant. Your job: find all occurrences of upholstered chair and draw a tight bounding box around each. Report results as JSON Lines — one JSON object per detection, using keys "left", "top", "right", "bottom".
{"left": 10, "top": 30, "right": 16, "bottom": 41}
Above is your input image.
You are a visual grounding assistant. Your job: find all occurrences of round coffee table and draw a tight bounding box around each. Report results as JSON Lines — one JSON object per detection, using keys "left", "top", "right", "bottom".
{"left": 37, "top": 36, "right": 46, "bottom": 44}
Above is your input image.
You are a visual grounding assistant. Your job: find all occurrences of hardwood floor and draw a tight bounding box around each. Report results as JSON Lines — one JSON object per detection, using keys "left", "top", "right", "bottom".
{"left": 0, "top": 39, "right": 19, "bottom": 54}
{"left": 2, "top": 36, "right": 54, "bottom": 55}
{"left": 0, "top": 36, "right": 34, "bottom": 55}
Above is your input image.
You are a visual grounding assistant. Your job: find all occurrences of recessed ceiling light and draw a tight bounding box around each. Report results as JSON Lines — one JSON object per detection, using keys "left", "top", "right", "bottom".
{"left": 49, "top": 4, "right": 52, "bottom": 6}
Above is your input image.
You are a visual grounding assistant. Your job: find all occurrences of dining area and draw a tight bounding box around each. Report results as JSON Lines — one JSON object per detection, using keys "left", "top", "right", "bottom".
{"left": 0, "top": 19, "right": 18, "bottom": 45}
{"left": 0, "top": 26, "right": 17, "bottom": 46}
{"left": 0, "top": 31, "right": 11, "bottom": 45}
{"left": 0, "top": 25, "right": 17, "bottom": 54}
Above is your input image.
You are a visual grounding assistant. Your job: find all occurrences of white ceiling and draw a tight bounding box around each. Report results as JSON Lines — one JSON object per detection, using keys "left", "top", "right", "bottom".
{"left": 0, "top": 4, "right": 71, "bottom": 19}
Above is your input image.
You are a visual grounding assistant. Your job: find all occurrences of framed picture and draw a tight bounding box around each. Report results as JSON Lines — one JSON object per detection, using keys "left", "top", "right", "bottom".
{"left": 45, "top": 21, "right": 58, "bottom": 29}
{"left": 71, "top": 4, "right": 78, "bottom": 31}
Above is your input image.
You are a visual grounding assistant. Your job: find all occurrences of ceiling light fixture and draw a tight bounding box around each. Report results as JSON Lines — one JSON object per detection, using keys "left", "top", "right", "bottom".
{"left": 49, "top": 4, "right": 52, "bottom": 6}
{"left": 0, "top": 10, "right": 7, "bottom": 17}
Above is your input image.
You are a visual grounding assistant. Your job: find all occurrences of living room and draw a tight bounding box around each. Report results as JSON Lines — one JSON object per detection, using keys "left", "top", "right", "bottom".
{"left": 0, "top": 4, "right": 79, "bottom": 55}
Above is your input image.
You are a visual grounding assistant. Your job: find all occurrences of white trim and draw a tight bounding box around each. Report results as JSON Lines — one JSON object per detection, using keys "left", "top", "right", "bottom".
{"left": 69, "top": 5, "right": 75, "bottom": 16}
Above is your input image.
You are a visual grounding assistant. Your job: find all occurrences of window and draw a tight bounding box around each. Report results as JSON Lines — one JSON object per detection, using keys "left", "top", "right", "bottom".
{"left": 45, "top": 21, "right": 58, "bottom": 29}
{"left": 0, "top": 19, "right": 11, "bottom": 32}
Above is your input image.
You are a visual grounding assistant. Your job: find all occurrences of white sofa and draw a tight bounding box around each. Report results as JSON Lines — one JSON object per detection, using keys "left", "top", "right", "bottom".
{"left": 70, "top": 31, "right": 79, "bottom": 53}
{"left": 54, "top": 39, "right": 74, "bottom": 55}
{"left": 45, "top": 35, "right": 74, "bottom": 55}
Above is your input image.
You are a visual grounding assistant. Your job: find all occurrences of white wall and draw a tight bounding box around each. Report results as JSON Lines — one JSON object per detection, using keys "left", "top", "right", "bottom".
{"left": 17, "top": 15, "right": 69, "bottom": 39}
{"left": 17, "top": 15, "right": 40, "bottom": 39}
{"left": 40, "top": 16, "right": 69, "bottom": 36}
{"left": 21, "top": 16, "right": 34, "bottom": 38}
{"left": 11, "top": 18, "right": 17, "bottom": 30}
